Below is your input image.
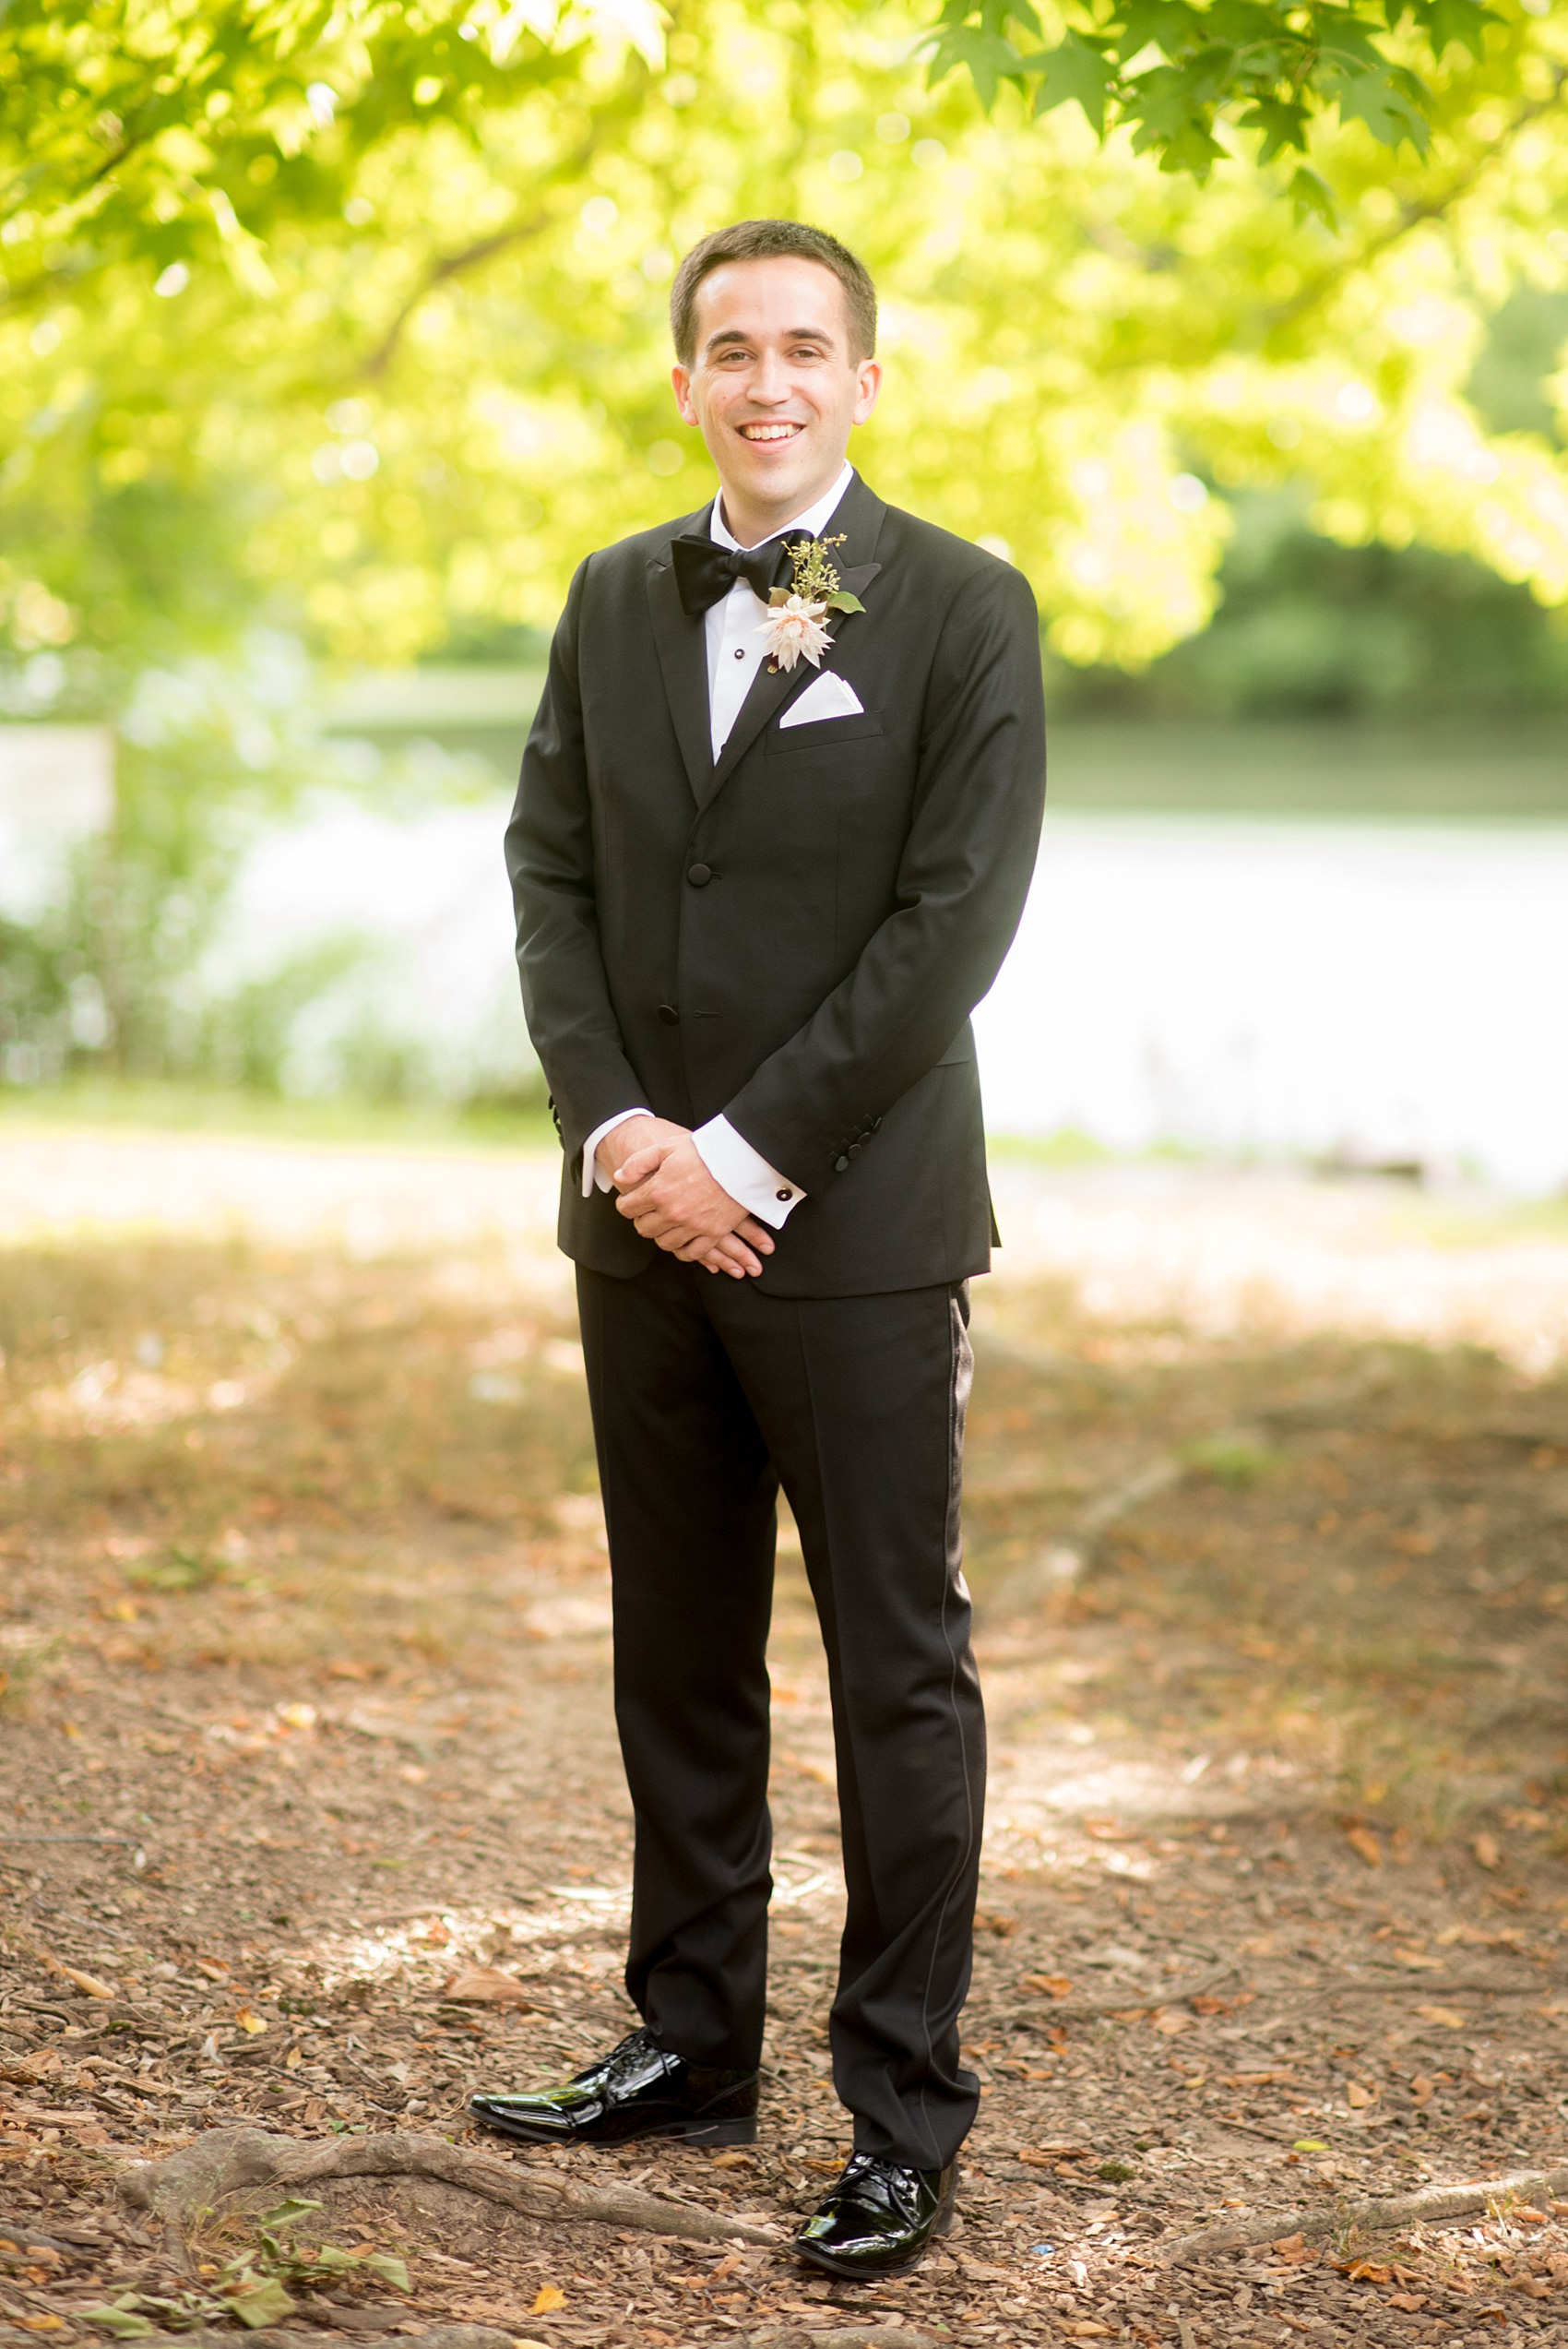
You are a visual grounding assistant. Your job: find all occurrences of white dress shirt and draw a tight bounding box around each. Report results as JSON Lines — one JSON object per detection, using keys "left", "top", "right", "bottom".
{"left": 580, "top": 463, "right": 855, "bottom": 1229}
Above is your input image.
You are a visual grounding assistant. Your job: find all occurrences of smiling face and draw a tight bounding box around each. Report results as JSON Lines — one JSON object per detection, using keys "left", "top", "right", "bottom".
{"left": 671, "top": 255, "right": 881, "bottom": 547}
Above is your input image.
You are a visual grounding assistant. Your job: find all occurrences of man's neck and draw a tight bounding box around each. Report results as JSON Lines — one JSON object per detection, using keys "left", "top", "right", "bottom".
{"left": 715, "top": 460, "right": 850, "bottom": 550}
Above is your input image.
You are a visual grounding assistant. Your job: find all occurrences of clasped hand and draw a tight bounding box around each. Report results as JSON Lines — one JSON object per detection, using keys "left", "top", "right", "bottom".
{"left": 597, "top": 1115, "right": 774, "bottom": 1279}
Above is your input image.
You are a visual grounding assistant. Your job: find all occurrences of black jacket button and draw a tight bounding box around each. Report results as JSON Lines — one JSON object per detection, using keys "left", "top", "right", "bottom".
{"left": 835, "top": 1154, "right": 850, "bottom": 1174}
{"left": 848, "top": 1143, "right": 861, "bottom": 1158}
{"left": 686, "top": 863, "right": 712, "bottom": 887}
{"left": 658, "top": 1003, "right": 680, "bottom": 1026}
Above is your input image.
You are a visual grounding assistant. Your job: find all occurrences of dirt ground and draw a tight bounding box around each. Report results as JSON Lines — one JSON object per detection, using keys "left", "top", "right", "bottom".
{"left": 5, "top": 1128, "right": 1568, "bottom": 2349}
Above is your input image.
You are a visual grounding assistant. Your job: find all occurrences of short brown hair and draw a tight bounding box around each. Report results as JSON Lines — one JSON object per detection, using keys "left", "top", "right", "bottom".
{"left": 671, "top": 220, "right": 877, "bottom": 365}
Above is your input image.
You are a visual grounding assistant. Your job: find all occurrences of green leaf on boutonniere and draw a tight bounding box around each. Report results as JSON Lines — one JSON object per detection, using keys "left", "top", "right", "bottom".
{"left": 768, "top": 586, "right": 790, "bottom": 606}
{"left": 823, "top": 591, "right": 865, "bottom": 614}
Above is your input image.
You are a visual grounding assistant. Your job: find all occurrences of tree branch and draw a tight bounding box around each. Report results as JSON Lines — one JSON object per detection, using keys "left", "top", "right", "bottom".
{"left": 355, "top": 131, "right": 601, "bottom": 382}
{"left": 1266, "top": 67, "right": 1568, "bottom": 335}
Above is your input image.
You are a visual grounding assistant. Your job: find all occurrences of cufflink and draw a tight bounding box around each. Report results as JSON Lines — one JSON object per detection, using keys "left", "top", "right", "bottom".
{"left": 777, "top": 1187, "right": 792, "bottom": 1201}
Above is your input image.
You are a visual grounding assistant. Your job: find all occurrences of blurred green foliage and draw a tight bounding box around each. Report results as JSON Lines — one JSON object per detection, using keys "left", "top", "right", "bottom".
{"left": 0, "top": 0, "right": 1564, "bottom": 1099}
{"left": 1054, "top": 487, "right": 1568, "bottom": 718}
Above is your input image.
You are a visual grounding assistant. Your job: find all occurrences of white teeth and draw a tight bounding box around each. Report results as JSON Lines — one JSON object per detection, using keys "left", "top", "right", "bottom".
{"left": 741, "top": 424, "right": 799, "bottom": 440}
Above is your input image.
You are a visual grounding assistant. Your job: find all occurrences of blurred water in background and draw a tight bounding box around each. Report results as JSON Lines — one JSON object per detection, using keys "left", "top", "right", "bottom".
{"left": 212, "top": 706, "right": 1568, "bottom": 1191}
{"left": 5, "top": 692, "right": 1563, "bottom": 1190}
{"left": 977, "top": 813, "right": 1568, "bottom": 1190}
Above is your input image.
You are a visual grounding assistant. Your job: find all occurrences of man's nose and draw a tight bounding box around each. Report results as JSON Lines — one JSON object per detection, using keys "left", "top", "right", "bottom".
{"left": 746, "top": 352, "right": 790, "bottom": 404}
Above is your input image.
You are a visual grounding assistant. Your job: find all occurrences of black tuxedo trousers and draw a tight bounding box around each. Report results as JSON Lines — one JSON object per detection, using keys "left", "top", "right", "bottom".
{"left": 578, "top": 1251, "right": 985, "bottom": 2171}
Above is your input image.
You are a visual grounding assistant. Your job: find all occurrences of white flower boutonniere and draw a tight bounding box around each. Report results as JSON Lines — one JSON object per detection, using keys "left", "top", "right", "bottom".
{"left": 757, "top": 533, "right": 866, "bottom": 674}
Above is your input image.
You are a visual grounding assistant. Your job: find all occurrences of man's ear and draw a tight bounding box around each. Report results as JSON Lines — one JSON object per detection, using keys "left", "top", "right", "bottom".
{"left": 671, "top": 364, "right": 696, "bottom": 425}
{"left": 851, "top": 356, "right": 882, "bottom": 427}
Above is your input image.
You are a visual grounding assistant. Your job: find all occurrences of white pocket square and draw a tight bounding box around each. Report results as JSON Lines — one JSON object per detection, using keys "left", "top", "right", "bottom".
{"left": 779, "top": 672, "right": 865, "bottom": 728}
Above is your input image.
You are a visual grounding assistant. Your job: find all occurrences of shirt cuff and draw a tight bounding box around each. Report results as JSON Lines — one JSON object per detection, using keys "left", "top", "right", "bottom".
{"left": 693, "top": 1115, "right": 806, "bottom": 1230}
{"left": 582, "top": 1108, "right": 655, "bottom": 1198}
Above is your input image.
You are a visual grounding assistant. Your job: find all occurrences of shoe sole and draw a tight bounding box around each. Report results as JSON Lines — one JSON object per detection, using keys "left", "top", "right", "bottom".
{"left": 469, "top": 2105, "right": 757, "bottom": 2148}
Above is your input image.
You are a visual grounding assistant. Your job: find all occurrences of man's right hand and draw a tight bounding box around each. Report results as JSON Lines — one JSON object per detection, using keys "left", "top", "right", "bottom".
{"left": 595, "top": 1115, "right": 772, "bottom": 1279}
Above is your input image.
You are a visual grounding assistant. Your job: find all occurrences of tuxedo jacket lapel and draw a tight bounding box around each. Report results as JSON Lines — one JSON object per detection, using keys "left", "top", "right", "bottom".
{"left": 645, "top": 525, "right": 713, "bottom": 805}
{"left": 645, "top": 475, "right": 888, "bottom": 815}
{"left": 698, "top": 474, "right": 887, "bottom": 811}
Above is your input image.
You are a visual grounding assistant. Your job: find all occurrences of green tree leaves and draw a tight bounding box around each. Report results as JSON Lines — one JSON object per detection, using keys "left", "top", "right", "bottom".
{"left": 0, "top": 0, "right": 647, "bottom": 313}
{"left": 924, "top": 0, "right": 1504, "bottom": 185}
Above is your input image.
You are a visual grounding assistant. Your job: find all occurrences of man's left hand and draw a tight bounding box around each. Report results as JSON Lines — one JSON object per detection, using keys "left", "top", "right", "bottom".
{"left": 613, "top": 1133, "right": 775, "bottom": 1272}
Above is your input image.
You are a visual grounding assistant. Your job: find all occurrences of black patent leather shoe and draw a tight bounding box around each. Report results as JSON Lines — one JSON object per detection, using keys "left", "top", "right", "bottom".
{"left": 794, "top": 2152, "right": 959, "bottom": 2278}
{"left": 469, "top": 2025, "right": 757, "bottom": 2148}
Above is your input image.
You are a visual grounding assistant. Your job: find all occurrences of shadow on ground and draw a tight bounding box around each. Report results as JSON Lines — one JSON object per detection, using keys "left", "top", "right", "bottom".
{"left": 3, "top": 1224, "right": 1567, "bottom": 2345}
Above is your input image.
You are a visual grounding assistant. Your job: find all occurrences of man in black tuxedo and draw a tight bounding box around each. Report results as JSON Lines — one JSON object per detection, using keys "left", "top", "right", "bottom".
{"left": 473, "top": 219, "right": 1046, "bottom": 2277}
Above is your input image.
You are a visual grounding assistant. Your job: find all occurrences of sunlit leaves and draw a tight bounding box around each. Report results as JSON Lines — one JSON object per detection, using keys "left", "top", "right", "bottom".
{"left": 0, "top": 0, "right": 641, "bottom": 311}
{"left": 1028, "top": 32, "right": 1116, "bottom": 135}
{"left": 926, "top": 0, "right": 1506, "bottom": 188}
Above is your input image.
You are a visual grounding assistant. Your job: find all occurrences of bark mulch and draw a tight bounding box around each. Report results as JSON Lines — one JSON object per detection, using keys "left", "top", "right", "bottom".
{"left": 4, "top": 1222, "right": 1568, "bottom": 2346}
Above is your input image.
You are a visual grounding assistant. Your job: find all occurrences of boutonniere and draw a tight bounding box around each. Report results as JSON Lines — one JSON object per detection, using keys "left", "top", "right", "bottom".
{"left": 757, "top": 533, "right": 866, "bottom": 674}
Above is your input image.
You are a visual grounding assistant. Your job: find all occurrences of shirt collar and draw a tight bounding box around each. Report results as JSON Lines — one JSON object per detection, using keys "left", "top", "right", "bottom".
{"left": 709, "top": 459, "right": 854, "bottom": 554}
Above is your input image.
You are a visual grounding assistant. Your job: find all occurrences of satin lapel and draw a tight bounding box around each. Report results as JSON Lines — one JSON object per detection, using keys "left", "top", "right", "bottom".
{"left": 699, "top": 559, "right": 882, "bottom": 809}
{"left": 698, "top": 475, "right": 889, "bottom": 812}
{"left": 646, "top": 540, "right": 712, "bottom": 806}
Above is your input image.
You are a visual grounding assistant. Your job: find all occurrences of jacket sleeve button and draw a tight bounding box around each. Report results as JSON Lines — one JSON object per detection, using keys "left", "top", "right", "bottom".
{"left": 657, "top": 1003, "right": 680, "bottom": 1025}
{"left": 686, "top": 863, "right": 712, "bottom": 887}
{"left": 835, "top": 1154, "right": 850, "bottom": 1174}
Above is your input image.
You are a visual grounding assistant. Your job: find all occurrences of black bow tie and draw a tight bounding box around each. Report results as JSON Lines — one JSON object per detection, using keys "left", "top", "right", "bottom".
{"left": 671, "top": 531, "right": 791, "bottom": 618}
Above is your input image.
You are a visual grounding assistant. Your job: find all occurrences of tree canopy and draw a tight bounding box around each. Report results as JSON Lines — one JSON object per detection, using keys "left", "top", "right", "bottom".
{"left": 1, "top": 0, "right": 1564, "bottom": 687}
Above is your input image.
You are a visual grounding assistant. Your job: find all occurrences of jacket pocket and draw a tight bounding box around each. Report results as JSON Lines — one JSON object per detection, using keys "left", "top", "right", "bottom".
{"left": 765, "top": 709, "right": 885, "bottom": 754}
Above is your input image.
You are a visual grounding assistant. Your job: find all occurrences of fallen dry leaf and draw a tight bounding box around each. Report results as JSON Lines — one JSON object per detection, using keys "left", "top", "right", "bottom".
{"left": 1473, "top": 1832, "right": 1502, "bottom": 1871}
{"left": 708, "top": 2150, "right": 753, "bottom": 2169}
{"left": 530, "top": 2284, "right": 566, "bottom": 2315}
{"left": 1344, "top": 1824, "right": 1383, "bottom": 1869}
{"left": 1387, "top": 2292, "right": 1427, "bottom": 2311}
{"left": 1342, "top": 2259, "right": 1393, "bottom": 2283}
{"left": 439, "top": 1965, "right": 531, "bottom": 2007}
{"left": 1021, "top": 1974, "right": 1074, "bottom": 1998}
{"left": 1016, "top": 2141, "right": 1093, "bottom": 2164}
{"left": 1394, "top": 1948, "right": 1445, "bottom": 1970}
{"left": 1150, "top": 2007, "right": 1194, "bottom": 2033}
{"left": 1414, "top": 2004, "right": 1468, "bottom": 2030}
{"left": 46, "top": 1961, "right": 114, "bottom": 1999}
{"left": 1409, "top": 2074, "right": 1435, "bottom": 2103}
{"left": 1345, "top": 2081, "right": 1373, "bottom": 2107}
{"left": 233, "top": 2007, "right": 268, "bottom": 2033}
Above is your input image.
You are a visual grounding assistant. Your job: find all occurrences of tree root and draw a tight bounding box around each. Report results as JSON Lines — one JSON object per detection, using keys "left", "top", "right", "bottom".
{"left": 1164, "top": 2160, "right": 1568, "bottom": 2262}
{"left": 87, "top": 2331, "right": 517, "bottom": 2349}
{"left": 749, "top": 2331, "right": 940, "bottom": 2348}
{"left": 121, "top": 2126, "right": 780, "bottom": 2248}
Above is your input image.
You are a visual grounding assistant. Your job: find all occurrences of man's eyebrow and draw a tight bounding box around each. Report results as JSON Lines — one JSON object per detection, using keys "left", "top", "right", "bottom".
{"left": 703, "top": 324, "right": 837, "bottom": 353}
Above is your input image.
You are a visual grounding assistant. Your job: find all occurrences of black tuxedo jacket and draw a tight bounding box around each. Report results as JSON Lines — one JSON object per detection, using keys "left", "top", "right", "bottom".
{"left": 505, "top": 471, "right": 1047, "bottom": 1298}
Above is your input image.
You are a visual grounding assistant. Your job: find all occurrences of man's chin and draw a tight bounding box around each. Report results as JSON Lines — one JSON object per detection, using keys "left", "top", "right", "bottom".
{"left": 730, "top": 438, "right": 814, "bottom": 494}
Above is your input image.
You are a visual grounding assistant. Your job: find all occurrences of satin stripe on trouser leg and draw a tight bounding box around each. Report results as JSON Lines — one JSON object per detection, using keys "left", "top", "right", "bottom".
{"left": 576, "top": 1255, "right": 985, "bottom": 2168}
